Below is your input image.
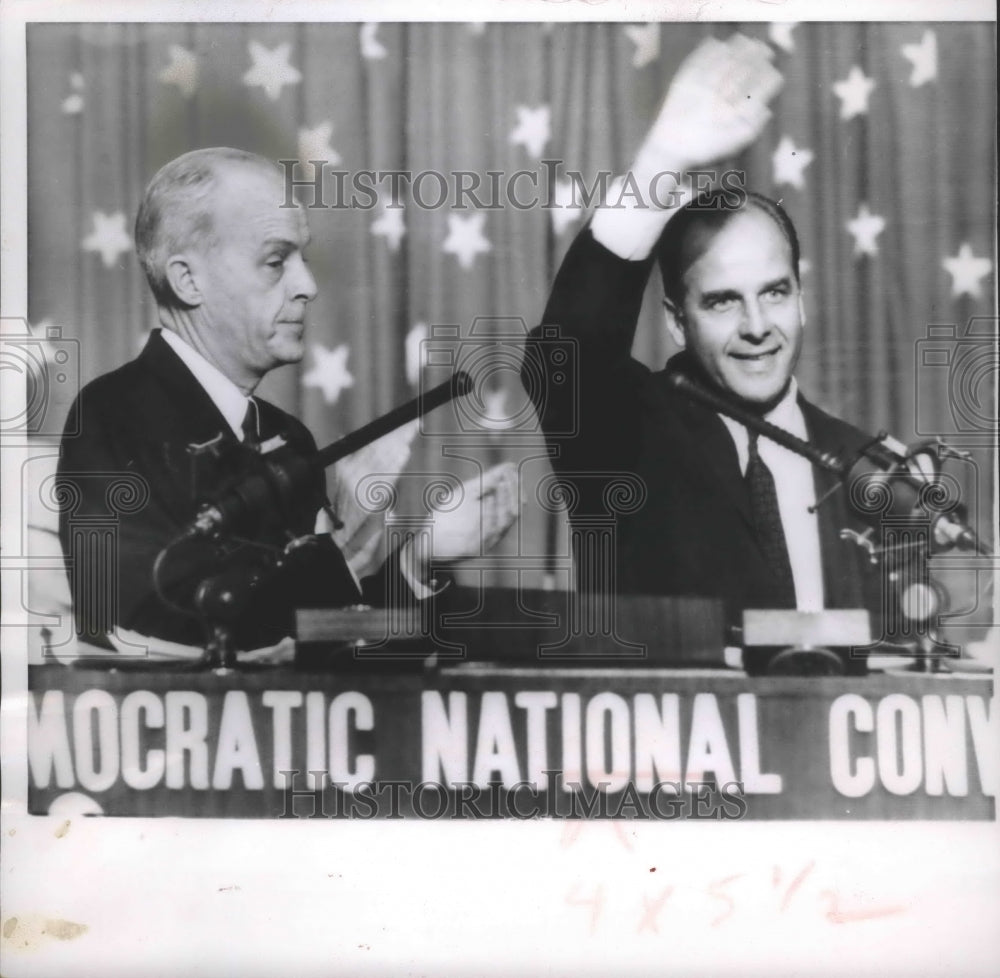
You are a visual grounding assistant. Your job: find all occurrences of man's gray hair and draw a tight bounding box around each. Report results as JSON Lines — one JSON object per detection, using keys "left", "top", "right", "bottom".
{"left": 134, "top": 147, "right": 279, "bottom": 306}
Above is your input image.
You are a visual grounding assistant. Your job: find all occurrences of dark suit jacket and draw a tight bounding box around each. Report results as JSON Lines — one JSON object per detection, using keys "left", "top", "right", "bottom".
{"left": 526, "top": 228, "right": 880, "bottom": 628}
{"left": 58, "top": 330, "right": 389, "bottom": 648}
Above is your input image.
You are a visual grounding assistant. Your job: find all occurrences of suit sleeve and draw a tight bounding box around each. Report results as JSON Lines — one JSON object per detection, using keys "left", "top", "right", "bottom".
{"left": 57, "top": 385, "right": 208, "bottom": 645}
{"left": 524, "top": 226, "right": 656, "bottom": 480}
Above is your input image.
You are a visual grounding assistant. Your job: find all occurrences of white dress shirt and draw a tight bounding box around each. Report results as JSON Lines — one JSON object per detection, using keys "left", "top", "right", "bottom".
{"left": 159, "top": 328, "right": 253, "bottom": 441}
{"left": 719, "top": 381, "right": 825, "bottom": 611}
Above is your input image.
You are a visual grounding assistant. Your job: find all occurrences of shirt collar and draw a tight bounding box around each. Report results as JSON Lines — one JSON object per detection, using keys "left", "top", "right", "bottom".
{"left": 719, "top": 377, "right": 807, "bottom": 470}
{"left": 159, "top": 328, "right": 253, "bottom": 440}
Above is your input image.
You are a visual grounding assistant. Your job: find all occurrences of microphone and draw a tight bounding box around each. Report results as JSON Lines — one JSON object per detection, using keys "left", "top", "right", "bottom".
{"left": 668, "top": 370, "right": 990, "bottom": 555}
{"left": 184, "top": 370, "right": 473, "bottom": 540}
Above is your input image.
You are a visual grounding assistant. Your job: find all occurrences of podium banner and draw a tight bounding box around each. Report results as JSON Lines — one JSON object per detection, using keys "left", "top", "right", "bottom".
{"left": 27, "top": 665, "right": 995, "bottom": 820}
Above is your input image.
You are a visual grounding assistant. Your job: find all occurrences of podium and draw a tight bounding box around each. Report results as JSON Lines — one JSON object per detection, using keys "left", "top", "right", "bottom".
{"left": 296, "top": 586, "right": 727, "bottom": 669}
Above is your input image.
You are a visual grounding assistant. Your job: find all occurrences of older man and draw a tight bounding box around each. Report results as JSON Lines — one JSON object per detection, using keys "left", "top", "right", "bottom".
{"left": 526, "top": 36, "right": 879, "bottom": 643}
{"left": 58, "top": 147, "right": 513, "bottom": 651}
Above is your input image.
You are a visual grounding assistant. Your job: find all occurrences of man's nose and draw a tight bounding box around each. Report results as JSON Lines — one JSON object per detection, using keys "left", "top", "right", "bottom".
{"left": 289, "top": 255, "right": 318, "bottom": 302}
{"left": 738, "top": 299, "right": 770, "bottom": 340}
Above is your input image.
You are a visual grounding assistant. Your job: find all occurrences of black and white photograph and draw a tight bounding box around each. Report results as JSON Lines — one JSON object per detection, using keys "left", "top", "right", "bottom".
{"left": 1, "top": 1, "right": 997, "bottom": 975}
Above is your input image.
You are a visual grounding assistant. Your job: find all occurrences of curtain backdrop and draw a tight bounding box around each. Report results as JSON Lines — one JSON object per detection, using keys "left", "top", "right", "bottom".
{"left": 25, "top": 21, "right": 996, "bottom": 591}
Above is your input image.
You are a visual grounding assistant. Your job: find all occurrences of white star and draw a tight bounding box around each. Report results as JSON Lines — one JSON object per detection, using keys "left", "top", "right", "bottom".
{"left": 845, "top": 203, "right": 886, "bottom": 257}
{"left": 549, "top": 178, "right": 585, "bottom": 237}
{"left": 509, "top": 105, "right": 551, "bottom": 159}
{"left": 623, "top": 23, "right": 660, "bottom": 69}
{"left": 941, "top": 244, "right": 993, "bottom": 299}
{"left": 302, "top": 343, "right": 355, "bottom": 405}
{"left": 768, "top": 23, "right": 798, "bottom": 53}
{"left": 371, "top": 202, "right": 406, "bottom": 252}
{"left": 297, "top": 122, "right": 341, "bottom": 181}
{"left": 901, "top": 30, "right": 938, "bottom": 88}
{"left": 159, "top": 44, "right": 199, "bottom": 98}
{"left": 442, "top": 213, "right": 492, "bottom": 270}
{"left": 832, "top": 66, "right": 876, "bottom": 121}
{"left": 242, "top": 41, "right": 302, "bottom": 102}
{"left": 61, "top": 72, "right": 85, "bottom": 114}
{"left": 405, "top": 323, "right": 427, "bottom": 388}
{"left": 771, "top": 136, "right": 814, "bottom": 190}
{"left": 360, "top": 23, "right": 387, "bottom": 60}
{"left": 134, "top": 328, "right": 154, "bottom": 357}
{"left": 81, "top": 211, "right": 132, "bottom": 268}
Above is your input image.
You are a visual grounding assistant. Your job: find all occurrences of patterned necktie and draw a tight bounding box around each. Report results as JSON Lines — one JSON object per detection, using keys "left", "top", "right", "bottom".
{"left": 241, "top": 397, "right": 260, "bottom": 450}
{"left": 745, "top": 429, "right": 797, "bottom": 608}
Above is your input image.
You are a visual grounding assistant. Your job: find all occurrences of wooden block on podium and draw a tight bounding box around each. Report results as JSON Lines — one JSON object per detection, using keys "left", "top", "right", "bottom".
{"left": 295, "top": 587, "right": 727, "bottom": 668}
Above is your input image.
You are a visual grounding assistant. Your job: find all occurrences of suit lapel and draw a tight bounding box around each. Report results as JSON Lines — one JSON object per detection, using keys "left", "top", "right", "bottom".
{"left": 650, "top": 365, "right": 754, "bottom": 528}
{"left": 138, "top": 331, "right": 240, "bottom": 446}
{"left": 800, "top": 397, "right": 864, "bottom": 607}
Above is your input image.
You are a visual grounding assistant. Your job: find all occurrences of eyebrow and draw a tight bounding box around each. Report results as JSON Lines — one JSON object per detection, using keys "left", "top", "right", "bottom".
{"left": 259, "top": 238, "right": 298, "bottom": 252}
{"left": 760, "top": 276, "right": 792, "bottom": 292}
{"left": 698, "top": 277, "right": 793, "bottom": 305}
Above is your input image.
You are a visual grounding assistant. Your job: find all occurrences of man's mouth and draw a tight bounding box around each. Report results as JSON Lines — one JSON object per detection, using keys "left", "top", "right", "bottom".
{"left": 730, "top": 348, "right": 781, "bottom": 364}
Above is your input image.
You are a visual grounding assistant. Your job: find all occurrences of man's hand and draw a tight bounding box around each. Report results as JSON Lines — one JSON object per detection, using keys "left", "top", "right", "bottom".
{"left": 427, "top": 461, "right": 519, "bottom": 562}
{"left": 643, "top": 33, "right": 783, "bottom": 172}
{"left": 592, "top": 33, "right": 783, "bottom": 260}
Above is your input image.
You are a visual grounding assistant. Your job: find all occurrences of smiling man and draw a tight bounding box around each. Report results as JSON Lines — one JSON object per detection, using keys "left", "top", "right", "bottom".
{"left": 58, "top": 148, "right": 514, "bottom": 651}
{"left": 526, "top": 36, "right": 877, "bottom": 631}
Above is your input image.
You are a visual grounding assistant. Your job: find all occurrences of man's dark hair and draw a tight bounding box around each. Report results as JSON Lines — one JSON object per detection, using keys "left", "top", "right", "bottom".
{"left": 656, "top": 190, "right": 801, "bottom": 306}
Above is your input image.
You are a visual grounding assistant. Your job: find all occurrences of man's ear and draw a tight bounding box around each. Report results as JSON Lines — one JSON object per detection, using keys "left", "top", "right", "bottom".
{"left": 797, "top": 289, "right": 806, "bottom": 328}
{"left": 164, "top": 254, "right": 203, "bottom": 307}
{"left": 662, "top": 298, "right": 687, "bottom": 349}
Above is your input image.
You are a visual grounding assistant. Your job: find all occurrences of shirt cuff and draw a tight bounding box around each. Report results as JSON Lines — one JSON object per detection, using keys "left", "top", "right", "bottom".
{"left": 590, "top": 168, "right": 692, "bottom": 261}
{"left": 396, "top": 536, "right": 448, "bottom": 600}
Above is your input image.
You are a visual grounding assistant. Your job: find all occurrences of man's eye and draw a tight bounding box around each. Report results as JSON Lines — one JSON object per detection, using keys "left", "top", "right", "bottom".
{"left": 266, "top": 258, "right": 285, "bottom": 269}
{"left": 707, "top": 297, "right": 736, "bottom": 312}
{"left": 763, "top": 287, "right": 789, "bottom": 302}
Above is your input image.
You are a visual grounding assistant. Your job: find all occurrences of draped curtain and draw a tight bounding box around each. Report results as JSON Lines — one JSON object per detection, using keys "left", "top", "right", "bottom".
{"left": 26, "top": 21, "right": 996, "bottom": 588}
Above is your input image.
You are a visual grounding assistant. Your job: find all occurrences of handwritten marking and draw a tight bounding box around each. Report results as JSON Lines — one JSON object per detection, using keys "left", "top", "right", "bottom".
{"left": 637, "top": 886, "right": 674, "bottom": 935}
{"left": 565, "top": 882, "right": 605, "bottom": 934}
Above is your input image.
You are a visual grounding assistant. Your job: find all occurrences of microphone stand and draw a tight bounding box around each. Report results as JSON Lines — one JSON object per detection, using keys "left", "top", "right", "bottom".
{"left": 154, "top": 371, "right": 473, "bottom": 669}
{"left": 668, "top": 370, "right": 992, "bottom": 673}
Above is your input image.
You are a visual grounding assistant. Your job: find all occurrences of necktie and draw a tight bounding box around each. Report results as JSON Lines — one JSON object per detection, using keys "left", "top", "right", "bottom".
{"left": 241, "top": 398, "right": 260, "bottom": 450}
{"left": 745, "top": 429, "right": 797, "bottom": 608}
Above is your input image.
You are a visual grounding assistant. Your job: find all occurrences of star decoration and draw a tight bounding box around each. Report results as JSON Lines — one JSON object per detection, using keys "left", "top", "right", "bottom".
{"left": 360, "top": 23, "right": 387, "bottom": 60}
{"left": 768, "top": 23, "right": 798, "bottom": 54}
{"left": 242, "top": 41, "right": 302, "bottom": 102}
{"left": 832, "top": 66, "right": 876, "bottom": 121}
{"left": 901, "top": 30, "right": 938, "bottom": 88}
{"left": 509, "top": 105, "right": 551, "bottom": 159}
{"left": 941, "top": 244, "right": 993, "bottom": 299}
{"left": 845, "top": 203, "right": 886, "bottom": 257}
{"left": 81, "top": 211, "right": 132, "bottom": 268}
{"left": 297, "top": 122, "right": 341, "bottom": 181}
{"left": 61, "top": 72, "right": 85, "bottom": 114}
{"left": 134, "top": 328, "right": 154, "bottom": 357}
{"left": 371, "top": 202, "right": 406, "bottom": 252}
{"left": 302, "top": 343, "right": 355, "bottom": 405}
{"left": 405, "top": 323, "right": 427, "bottom": 388}
{"left": 159, "top": 44, "right": 199, "bottom": 98}
{"left": 623, "top": 23, "right": 660, "bottom": 69}
{"left": 772, "top": 136, "right": 814, "bottom": 189}
{"left": 442, "top": 213, "right": 492, "bottom": 270}
{"left": 550, "top": 178, "right": 585, "bottom": 237}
